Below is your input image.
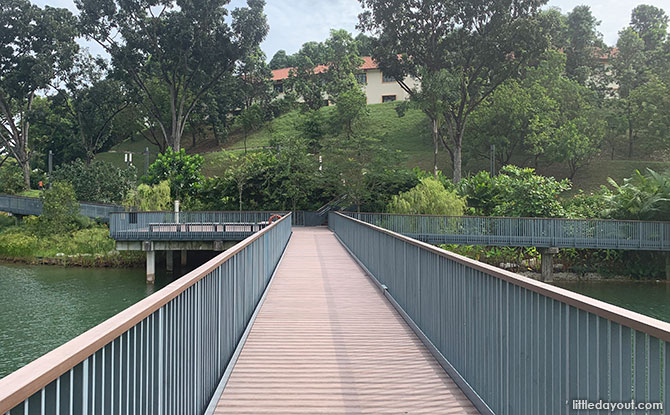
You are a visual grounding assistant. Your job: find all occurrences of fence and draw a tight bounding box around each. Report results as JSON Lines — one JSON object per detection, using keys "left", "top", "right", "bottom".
{"left": 0, "top": 194, "right": 122, "bottom": 222}
{"left": 0, "top": 214, "right": 292, "bottom": 415}
{"left": 330, "top": 212, "right": 670, "bottom": 414}
{"left": 346, "top": 212, "right": 670, "bottom": 251}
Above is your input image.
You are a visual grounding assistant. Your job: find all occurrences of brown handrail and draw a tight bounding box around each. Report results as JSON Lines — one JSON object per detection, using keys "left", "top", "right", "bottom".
{"left": 0, "top": 213, "right": 292, "bottom": 413}
{"left": 334, "top": 212, "right": 670, "bottom": 342}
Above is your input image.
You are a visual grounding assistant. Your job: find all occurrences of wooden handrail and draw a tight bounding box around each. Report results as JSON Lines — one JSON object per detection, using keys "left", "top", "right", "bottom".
{"left": 0, "top": 213, "right": 292, "bottom": 413}
{"left": 334, "top": 212, "right": 670, "bottom": 342}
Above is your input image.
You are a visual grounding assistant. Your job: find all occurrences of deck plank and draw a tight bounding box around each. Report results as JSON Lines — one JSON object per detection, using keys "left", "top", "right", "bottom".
{"left": 215, "top": 227, "right": 479, "bottom": 414}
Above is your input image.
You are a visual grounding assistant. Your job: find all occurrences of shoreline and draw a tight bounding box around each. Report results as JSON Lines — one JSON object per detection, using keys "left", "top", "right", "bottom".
{"left": 0, "top": 254, "right": 144, "bottom": 268}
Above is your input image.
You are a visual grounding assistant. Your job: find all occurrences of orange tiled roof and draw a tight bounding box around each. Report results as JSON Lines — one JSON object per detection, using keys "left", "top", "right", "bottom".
{"left": 272, "top": 56, "right": 380, "bottom": 81}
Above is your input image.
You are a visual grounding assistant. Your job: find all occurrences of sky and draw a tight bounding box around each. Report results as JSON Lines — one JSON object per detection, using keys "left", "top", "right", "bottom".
{"left": 31, "top": 0, "right": 670, "bottom": 60}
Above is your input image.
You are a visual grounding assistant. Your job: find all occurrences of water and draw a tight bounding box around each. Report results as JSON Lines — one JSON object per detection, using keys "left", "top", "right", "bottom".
{"left": 0, "top": 263, "right": 175, "bottom": 379}
{"left": 554, "top": 280, "right": 670, "bottom": 323}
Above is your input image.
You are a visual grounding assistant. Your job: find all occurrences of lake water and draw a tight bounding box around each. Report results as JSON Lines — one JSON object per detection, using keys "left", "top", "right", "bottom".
{"left": 0, "top": 263, "right": 177, "bottom": 378}
{"left": 2, "top": 261, "right": 670, "bottom": 380}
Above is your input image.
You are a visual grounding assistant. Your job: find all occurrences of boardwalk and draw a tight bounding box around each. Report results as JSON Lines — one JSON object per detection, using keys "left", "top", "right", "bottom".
{"left": 215, "top": 227, "right": 478, "bottom": 414}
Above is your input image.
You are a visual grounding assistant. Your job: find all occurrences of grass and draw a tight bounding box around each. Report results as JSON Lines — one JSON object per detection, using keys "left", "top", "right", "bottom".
{"left": 95, "top": 101, "right": 670, "bottom": 193}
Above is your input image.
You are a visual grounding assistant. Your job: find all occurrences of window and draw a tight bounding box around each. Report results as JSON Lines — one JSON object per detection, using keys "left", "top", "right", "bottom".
{"left": 274, "top": 83, "right": 284, "bottom": 93}
{"left": 382, "top": 95, "right": 397, "bottom": 103}
{"left": 355, "top": 72, "right": 367, "bottom": 85}
{"left": 382, "top": 72, "right": 396, "bottom": 83}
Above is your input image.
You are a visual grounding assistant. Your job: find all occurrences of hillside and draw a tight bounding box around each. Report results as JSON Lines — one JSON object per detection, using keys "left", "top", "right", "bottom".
{"left": 96, "top": 102, "right": 670, "bottom": 193}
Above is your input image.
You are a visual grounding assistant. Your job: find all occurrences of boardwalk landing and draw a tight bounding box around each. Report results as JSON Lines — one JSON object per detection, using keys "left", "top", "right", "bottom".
{"left": 215, "top": 227, "right": 478, "bottom": 414}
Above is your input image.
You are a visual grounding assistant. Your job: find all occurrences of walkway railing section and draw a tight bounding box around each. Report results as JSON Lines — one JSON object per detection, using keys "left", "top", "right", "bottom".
{"left": 346, "top": 212, "right": 670, "bottom": 251}
{"left": 0, "top": 214, "right": 292, "bottom": 415}
{"left": 330, "top": 212, "right": 670, "bottom": 415}
{"left": 0, "top": 194, "right": 122, "bottom": 222}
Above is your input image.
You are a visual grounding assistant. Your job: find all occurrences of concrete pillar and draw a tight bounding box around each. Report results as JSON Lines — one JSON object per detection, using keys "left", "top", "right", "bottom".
{"left": 541, "top": 247, "right": 559, "bottom": 282}
{"left": 146, "top": 250, "right": 156, "bottom": 284}
{"left": 181, "top": 250, "right": 187, "bottom": 266}
{"left": 166, "top": 250, "right": 174, "bottom": 272}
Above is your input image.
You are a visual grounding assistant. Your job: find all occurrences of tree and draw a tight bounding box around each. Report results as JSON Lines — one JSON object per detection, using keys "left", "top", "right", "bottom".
{"left": 387, "top": 177, "right": 465, "bottom": 216}
{"left": 631, "top": 5, "right": 668, "bottom": 51}
{"left": 270, "top": 50, "right": 294, "bottom": 70}
{"left": 52, "top": 160, "right": 137, "bottom": 204}
{"left": 76, "top": 0, "right": 269, "bottom": 151}
{"left": 564, "top": 6, "right": 605, "bottom": 85}
{"left": 238, "top": 48, "right": 274, "bottom": 111}
{"left": 359, "top": 0, "right": 550, "bottom": 182}
{"left": 332, "top": 83, "right": 368, "bottom": 139}
{"left": 144, "top": 148, "right": 204, "bottom": 202}
{"left": 0, "top": 0, "right": 78, "bottom": 189}
{"left": 236, "top": 104, "right": 265, "bottom": 153}
{"left": 124, "top": 181, "right": 172, "bottom": 211}
{"left": 39, "top": 181, "right": 81, "bottom": 235}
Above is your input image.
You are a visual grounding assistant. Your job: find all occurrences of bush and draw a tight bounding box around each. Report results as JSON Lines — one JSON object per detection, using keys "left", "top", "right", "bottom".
{"left": 0, "top": 231, "right": 39, "bottom": 257}
{"left": 0, "top": 161, "right": 25, "bottom": 194}
{"left": 144, "top": 148, "right": 203, "bottom": 202}
{"left": 52, "top": 159, "right": 136, "bottom": 204}
{"left": 458, "top": 166, "right": 571, "bottom": 217}
{"left": 124, "top": 181, "right": 172, "bottom": 211}
{"left": 388, "top": 177, "right": 466, "bottom": 215}
{"left": 605, "top": 169, "right": 670, "bottom": 221}
{"left": 39, "top": 181, "right": 81, "bottom": 235}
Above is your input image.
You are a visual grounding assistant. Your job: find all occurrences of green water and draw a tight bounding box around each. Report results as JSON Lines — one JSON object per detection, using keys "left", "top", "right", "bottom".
{"left": 554, "top": 280, "right": 670, "bottom": 323}
{"left": 0, "top": 264, "right": 174, "bottom": 378}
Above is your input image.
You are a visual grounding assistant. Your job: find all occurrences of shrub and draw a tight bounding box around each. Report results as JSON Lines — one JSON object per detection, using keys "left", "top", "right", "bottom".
{"left": 0, "top": 231, "right": 38, "bottom": 257}
{"left": 39, "top": 181, "right": 81, "bottom": 235}
{"left": 52, "top": 159, "right": 136, "bottom": 204}
{"left": 144, "top": 148, "right": 203, "bottom": 202}
{"left": 458, "top": 166, "right": 571, "bottom": 217}
{"left": 0, "top": 161, "right": 25, "bottom": 194}
{"left": 605, "top": 169, "right": 670, "bottom": 221}
{"left": 124, "top": 181, "right": 172, "bottom": 211}
{"left": 388, "top": 177, "right": 466, "bottom": 216}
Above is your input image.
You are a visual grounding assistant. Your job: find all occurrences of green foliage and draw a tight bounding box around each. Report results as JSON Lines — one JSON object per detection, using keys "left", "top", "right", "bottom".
{"left": 38, "top": 181, "right": 81, "bottom": 235}
{"left": 458, "top": 166, "right": 571, "bottom": 217}
{"left": 0, "top": 161, "right": 25, "bottom": 195}
{"left": 332, "top": 83, "right": 369, "bottom": 138}
{"left": 388, "top": 177, "right": 465, "bottom": 216}
{"left": 564, "top": 189, "right": 611, "bottom": 219}
{"left": 124, "top": 181, "right": 172, "bottom": 211}
{"left": 605, "top": 169, "right": 670, "bottom": 221}
{"left": 144, "top": 148, "right": 204, "bottom": 202}
{"left": 52, "top": 160, "right": 136, "bottom": 204}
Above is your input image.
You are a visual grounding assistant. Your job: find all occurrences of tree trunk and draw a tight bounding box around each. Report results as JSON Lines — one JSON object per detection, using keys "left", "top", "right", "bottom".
{"left": 628, "top": 121, "right": 634, "bottom": 158}
{"left": 452, "top": 126, "right": 465, "bottom": 183}
{"left": 432, "top": 118, "right": 439, "bottom": 179}
{"left": 22, "top": 161, "right": 31, "bottom": 190}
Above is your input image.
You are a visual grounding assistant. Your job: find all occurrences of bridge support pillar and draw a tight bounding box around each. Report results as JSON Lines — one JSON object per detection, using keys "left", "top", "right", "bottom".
{"left": 146, "top": 250, "right": 155, "bottom": 284}
{"left": 181, "top": 250, "right": 187, "bottom": 266}
{"left": 541, "top": 248, "right": 559, "bottom": 282}
{"left": 166, "top": 250, "right": 174, "bottom": 272}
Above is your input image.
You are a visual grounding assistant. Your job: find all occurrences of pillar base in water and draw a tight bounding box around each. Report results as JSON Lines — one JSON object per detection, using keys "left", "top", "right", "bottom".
{"left": 541, "top": 247, "right": 559, "bottom": 283}
{"left": 166, "top": 250, "right": 174, "bottom": 272}
{"left": 146, "top": 250, "right": 156, "bottom": 284}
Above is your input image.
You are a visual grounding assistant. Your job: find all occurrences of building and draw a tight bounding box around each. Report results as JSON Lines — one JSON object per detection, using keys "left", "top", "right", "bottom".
{"left": 271, "top": 56, "right": 420, "bottom": 105}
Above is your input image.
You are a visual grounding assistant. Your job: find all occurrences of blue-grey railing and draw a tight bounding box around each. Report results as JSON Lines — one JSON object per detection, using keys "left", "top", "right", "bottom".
{"left": 330, "top": 212, "right": 670, "bottom": 415}
{"left": 346, "top": 212, "right": 670, "bottom": 251}
{"left": 110, "top": 211, "right": 290, "bottom": 241}
{"left": 0, "top": 194, "right": 122, "bottom": 222}
{"left": 0, "top": 214, "right": 292, "bottom": 414}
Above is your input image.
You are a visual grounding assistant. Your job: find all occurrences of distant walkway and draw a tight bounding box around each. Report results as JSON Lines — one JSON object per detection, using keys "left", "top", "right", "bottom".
{"left": 214, "top": 227, "right": 478, "bottom": 414}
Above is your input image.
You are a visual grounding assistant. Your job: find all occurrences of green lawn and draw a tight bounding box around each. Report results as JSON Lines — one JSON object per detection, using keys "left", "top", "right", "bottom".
{"left": 95, "top": 101, "right": 670, "bottom": 193}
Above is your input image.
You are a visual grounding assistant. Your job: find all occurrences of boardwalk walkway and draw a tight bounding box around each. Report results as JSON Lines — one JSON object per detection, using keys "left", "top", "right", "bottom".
{"left": 215, "top": 227, "right": 478, "bottom": 414}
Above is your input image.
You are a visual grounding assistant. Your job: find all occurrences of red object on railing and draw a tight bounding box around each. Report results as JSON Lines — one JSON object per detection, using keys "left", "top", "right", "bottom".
{"left": 268, "top": 214, "right": 282, "bottom": 224}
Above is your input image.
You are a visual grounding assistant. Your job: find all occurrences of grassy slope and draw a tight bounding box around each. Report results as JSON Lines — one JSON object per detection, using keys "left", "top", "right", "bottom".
{"left": 96, "top": 102, "right": 670, "bottom": 193}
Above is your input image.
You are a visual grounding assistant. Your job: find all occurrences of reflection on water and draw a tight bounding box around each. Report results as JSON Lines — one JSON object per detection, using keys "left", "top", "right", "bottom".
{"left": 554, "top": 280, "right": 670, "bottom": 323}
{"left": 0, "top": 263, "right": 180, "bottom": 378}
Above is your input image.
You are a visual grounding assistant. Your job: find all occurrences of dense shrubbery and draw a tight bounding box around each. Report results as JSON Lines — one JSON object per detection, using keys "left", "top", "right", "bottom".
{"left": 52, "top": 159, "right": 136, "bottom": 204}
{"left": 458, "top": 166, "right": 571, "bottom": 217}
{"left": 124, "top": 181, "right": 172, "bottom": 211}
{"left": 144, "top": 148, "right": 204, "bottom": 203}
{"left": 388, "top": 177, "right": 465, "bottom": 215}
{"left": 0, "top": 161, "right": 25, "bottom": 195}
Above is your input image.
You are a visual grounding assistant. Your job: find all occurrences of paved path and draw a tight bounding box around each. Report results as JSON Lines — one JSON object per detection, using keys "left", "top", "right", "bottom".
{"left": 215, "top": 227, "right": 478, "bottom": 414}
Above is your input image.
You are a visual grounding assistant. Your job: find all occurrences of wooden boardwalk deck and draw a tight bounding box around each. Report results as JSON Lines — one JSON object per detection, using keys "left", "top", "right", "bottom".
{"left": 215, "top": 227, "right": 479, "bottom": 414}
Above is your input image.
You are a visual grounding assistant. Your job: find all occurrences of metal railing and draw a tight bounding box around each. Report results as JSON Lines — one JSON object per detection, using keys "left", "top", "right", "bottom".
{"left": 0, "top": 214, "right": 292, "bottom": 415}
{"left": 330, "top": 212, "right": 670, "bottom": 415}
{"left": 346, "top": 212, "right": 670, "bottom": 251}
{"left": 0, "top": 194, "right": 122, "bottom": 222}
{"left": 110, "top": 211, "right": 290, "bottom": 241}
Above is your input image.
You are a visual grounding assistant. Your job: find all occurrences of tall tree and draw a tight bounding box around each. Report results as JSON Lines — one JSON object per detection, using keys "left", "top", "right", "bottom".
{"left": 269, "top": 50, "right": 293, "bottom": 70}
{"left": 76, "top": 0, "right": 269, "bottom": 151}
{"left": 0, "top": 0, "right": 78, "bottom": 189}
{"left": 564, "top": 6, "right": 605, "bottom": 85}
{"left": 359, "top": 0, "right": 550, "bottom": 182}
{"left": 631, "top": 5, "right": 668, "bottom": 51}
{"left": 238, "top": 47, "right": 274, "bottom": 111}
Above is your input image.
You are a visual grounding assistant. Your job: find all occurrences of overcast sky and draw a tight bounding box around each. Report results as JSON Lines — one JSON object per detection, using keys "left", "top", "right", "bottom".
{"left": 31, "top": 0, "right": 670, "bottom": 59}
